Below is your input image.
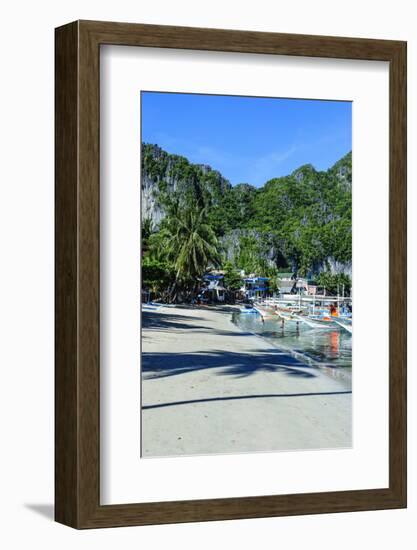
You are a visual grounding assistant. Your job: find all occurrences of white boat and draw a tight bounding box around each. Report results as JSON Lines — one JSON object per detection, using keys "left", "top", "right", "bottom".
{"left": 275, "top": 309, "right": 299, "bottom": 322}
{"left": 294, "top": 314, "right": 336, "bottom": 329}
{"left": 275, "top": 307, "right": 338, "bottom": 329}
{"left": 239, "top": 305, "right": 258, "bottom": 314}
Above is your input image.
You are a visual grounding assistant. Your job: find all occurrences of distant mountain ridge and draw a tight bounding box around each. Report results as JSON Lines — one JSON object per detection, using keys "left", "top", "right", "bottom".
{"left": 141, "top": 143, "right": 352, "bottom": 277}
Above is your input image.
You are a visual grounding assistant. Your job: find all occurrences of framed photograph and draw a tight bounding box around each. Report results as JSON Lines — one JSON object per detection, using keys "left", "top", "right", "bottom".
{"left": 55, "top": 20, "right": 406, "bottom": 528}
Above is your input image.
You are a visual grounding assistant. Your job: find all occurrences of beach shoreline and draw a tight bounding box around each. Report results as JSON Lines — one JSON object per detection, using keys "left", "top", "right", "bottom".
{"left": 141, "top": 304, "right": 352, "bottom": 458}
{"left": 230, "top": 308, "right": 352, "bottom": 387}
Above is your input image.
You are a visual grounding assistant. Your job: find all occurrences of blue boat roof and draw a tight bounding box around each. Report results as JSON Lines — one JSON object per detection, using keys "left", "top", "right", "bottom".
{"left": 204, "top": 274, "right": 223, "bottom": 280}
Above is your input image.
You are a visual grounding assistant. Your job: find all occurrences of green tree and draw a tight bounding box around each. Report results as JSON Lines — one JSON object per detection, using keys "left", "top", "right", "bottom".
{"left": 141, "top": 143, "right": 353, "bottom": 296}
{"left": 142, "top": 257, "right": 175, "bottom": 297}
{"left": 223, "top": 261, "right": 242, "bottom": 291}
{"left": 315, "top": 272, "right": 351, "bottom": 295}
{"left": 141, "top": 217, "right": 154, "bottom": 245}
{"left": 162, "top": 204, "right": 221, "bottom": 297}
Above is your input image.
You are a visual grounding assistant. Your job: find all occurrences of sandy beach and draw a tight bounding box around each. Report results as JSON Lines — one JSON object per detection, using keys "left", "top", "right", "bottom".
{"left": 141, "top": 305, "right": 352, "bottom": 457}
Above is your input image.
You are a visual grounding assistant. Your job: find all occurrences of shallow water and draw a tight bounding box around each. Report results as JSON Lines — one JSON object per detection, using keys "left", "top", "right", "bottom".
{"left": 232, "top": 311, "right": 352, "bottom": 370}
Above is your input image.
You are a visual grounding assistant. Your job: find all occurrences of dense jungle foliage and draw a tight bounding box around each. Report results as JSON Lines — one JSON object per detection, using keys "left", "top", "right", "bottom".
{"left": 141, "top": 143, "right": 352, "bottom": 299}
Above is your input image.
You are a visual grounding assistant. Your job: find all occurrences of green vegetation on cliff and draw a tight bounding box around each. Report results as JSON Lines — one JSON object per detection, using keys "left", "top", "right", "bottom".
{"left": 141, "top": 143, "right": 352, "bottom": 297}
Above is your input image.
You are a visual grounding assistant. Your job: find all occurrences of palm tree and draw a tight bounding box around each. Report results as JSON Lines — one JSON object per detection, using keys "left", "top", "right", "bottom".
{"left": 164, "top": 205, "right": 220, "bottom": 297}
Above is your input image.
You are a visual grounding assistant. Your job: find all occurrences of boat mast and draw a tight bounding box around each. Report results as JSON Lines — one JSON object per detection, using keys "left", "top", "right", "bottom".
{"left": 312, "top": 285, "right": 316, "bottom": 316}
{"left": 337, "top": 284, "right": 340, "bottom": 314}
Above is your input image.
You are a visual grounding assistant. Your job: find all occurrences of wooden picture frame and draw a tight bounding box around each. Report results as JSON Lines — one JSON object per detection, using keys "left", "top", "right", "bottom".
{"left": 55, "top": 20, "right": 407, "bottom": 529}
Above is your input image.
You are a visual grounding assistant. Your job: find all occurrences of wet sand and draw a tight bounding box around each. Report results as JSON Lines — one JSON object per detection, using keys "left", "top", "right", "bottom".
{"left": 141, "top": 305, "right": 352, "bottom": 457}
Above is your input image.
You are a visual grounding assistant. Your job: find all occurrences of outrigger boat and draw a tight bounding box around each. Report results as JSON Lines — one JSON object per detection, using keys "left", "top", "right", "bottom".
{"left": 294, "top": 313, "right": 336, "bottom": 329}
{"left": 275, "top": 309, "right": 299, "bottom": 322}
{"left": 252, "top": 286, "right": 352, "bottom": 332}
{"left": 274, "top": 305, "right": 341, "bottom": 330}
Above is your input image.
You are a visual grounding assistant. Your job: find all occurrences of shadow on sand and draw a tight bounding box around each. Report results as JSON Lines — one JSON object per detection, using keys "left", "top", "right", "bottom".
{"left": 142, "top": 309, "right": 255, "bottom": 337}
{"left": 142, "top": 348, "right": 318, "bottom": 380}
{"left": 142, "top": 311, "right": 205, "bottom": 332}
{"left": 142, "top": 390, "right": 352, "bottom": 410}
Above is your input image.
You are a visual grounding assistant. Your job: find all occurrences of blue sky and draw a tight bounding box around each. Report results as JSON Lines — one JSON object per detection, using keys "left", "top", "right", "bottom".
{"left": 141, "top": 91, "right": 351, "bottom": 187}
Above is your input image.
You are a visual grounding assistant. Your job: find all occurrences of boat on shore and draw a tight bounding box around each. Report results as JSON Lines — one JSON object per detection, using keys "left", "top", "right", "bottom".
{"left": 295, "top": 314, "right": 336, "bottom": 329}
{"left": 243, "top": 287, "right": 352, "bottom": 333}
{"left": 252, "top": 299, "right": 351, "bottom": 333}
